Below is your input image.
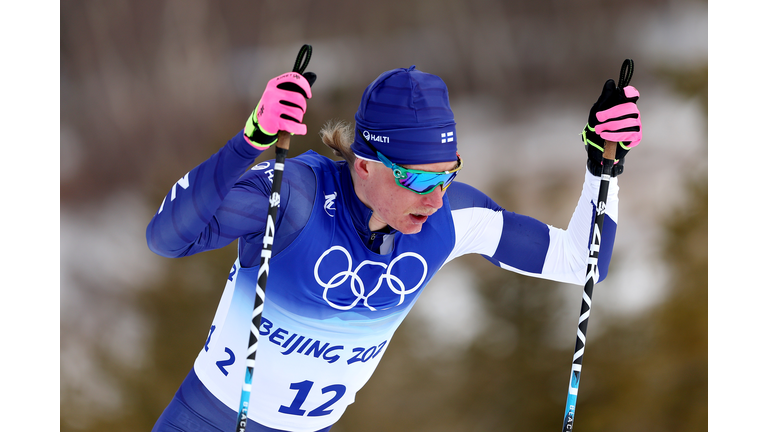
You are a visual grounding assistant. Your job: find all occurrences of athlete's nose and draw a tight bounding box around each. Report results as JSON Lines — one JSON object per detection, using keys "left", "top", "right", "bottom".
{"left": 421, "top": 186, "right": 445, "bottom": 209}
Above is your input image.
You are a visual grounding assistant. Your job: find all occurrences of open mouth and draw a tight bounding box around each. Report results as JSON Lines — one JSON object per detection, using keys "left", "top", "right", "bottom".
{"left": 410, "top": 213, "right": 429, "bottom": 224}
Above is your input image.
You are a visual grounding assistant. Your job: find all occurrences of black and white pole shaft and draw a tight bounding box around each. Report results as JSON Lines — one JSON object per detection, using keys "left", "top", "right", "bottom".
{"left": 235, "top": 45, "right": 312, "bottom": 432}
{"left": 561, "top": 58, "right": 634, "bottom": 432}
{"left": 235, "top": 137, "right": 289, "bottom": 432}
{"left": 561, "top": 139, "right": 616, "bottom": 432}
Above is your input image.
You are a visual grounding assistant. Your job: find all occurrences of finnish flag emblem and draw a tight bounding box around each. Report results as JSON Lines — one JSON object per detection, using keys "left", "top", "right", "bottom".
{"left": 441, "top": 132, "right": 454, "bottom": 143}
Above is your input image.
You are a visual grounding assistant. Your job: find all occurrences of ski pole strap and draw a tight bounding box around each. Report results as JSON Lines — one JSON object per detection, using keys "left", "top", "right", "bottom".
{"left": 292, "top": 44, "right": 312, "bottom": 74}
{"left": 617, "top": 58, "right": 633, "bottom": 89}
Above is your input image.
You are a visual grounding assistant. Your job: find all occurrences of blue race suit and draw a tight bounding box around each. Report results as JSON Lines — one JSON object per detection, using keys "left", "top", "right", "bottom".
{"left": 146, "top": 132, "right": 618, "bottom": 432}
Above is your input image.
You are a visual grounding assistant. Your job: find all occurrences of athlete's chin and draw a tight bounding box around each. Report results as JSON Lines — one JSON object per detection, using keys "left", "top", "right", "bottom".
{"left": 399, "top": 226, "right": 423, "bottom": 235}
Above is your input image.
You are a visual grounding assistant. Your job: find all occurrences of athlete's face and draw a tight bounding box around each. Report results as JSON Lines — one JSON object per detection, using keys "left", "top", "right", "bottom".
{"left": 353, "top": 158, "right": 455, "bottom": 234}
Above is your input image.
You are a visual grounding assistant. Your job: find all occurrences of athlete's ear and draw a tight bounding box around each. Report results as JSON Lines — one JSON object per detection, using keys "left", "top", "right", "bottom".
{"left": 353, "top": 157, "right": 373, "bottom": 180}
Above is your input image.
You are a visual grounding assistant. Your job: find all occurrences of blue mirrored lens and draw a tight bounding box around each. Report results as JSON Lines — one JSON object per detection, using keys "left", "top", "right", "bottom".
{"left": 399, "top": 170, "right": 457, "bottom": 193}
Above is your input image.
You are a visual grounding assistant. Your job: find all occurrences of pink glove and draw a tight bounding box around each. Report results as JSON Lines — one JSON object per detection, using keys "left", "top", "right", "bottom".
{"left": 594, "top": 86, "right": 642, "bottom": 147}
{"left": 244, "top": 72, "right": 313, "bottom": 149}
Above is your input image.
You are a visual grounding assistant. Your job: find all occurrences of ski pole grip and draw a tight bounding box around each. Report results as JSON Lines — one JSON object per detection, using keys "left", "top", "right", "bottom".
{"left": 600, "top": 60, "right": 630, "bottom": 166}
{"left": 276, "top": 131, "right": 291, "bottom": 150}
{"left": 274, "top": 45, "right": 313, "bottom": 152}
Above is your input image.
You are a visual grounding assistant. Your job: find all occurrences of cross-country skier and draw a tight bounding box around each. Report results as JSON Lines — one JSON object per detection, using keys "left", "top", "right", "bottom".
{"left": 147, "top": 64, "right": 642, "bottom": 432}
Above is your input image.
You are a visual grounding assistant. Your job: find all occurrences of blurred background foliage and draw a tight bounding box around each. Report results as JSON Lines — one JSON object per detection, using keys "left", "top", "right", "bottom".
{"left": 60, "top": 0, "right": 707, "bottom": 431}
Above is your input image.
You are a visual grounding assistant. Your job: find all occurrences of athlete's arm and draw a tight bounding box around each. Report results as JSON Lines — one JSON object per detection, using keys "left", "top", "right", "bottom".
{"left": 145, "top": 132, "right": 315, "bottom": 261}
{"left": 445, "top": 169, "right": 618, "bottom": 284}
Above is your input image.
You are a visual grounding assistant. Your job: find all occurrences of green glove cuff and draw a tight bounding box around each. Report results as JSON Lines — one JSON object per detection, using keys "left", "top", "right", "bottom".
{"left": 244, "top": 105, "right": 278, "bottom": 149}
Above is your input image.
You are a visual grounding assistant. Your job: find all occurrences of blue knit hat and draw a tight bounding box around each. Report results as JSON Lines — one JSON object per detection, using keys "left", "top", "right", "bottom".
{"left": 351, "top": 66, "right": 458, "bottom": 165}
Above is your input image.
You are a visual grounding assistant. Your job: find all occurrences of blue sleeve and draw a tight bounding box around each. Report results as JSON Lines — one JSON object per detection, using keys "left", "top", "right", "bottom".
{"left": 146, "top": 132, "right": 316, "bottom": 264}
{"left": 447, "top": 182, "right": 551, "bottom": 273}
{"left": 484, "top": 212, "right": 551, "bottom": 274}
{"left": 591, "top": 203, "right": 617, "bottom": 283}
{"left": 446, "top": 180, "right": 616, "bottom": 283}
{"left": 445, "top": 181, "right": 504, "bottom": 213}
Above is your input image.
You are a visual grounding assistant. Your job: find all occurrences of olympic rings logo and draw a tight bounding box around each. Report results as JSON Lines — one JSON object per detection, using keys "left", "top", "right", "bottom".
{"left": 313, "top": 246, "right": 428, "bottom": 311}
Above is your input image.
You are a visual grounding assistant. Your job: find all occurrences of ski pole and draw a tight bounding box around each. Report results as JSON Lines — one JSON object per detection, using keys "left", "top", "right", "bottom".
{"left": 235, "top": 44, "right": 313, "bottom": 432}
{"left": 561, "top": 59, "right": 633, "bottom": 432}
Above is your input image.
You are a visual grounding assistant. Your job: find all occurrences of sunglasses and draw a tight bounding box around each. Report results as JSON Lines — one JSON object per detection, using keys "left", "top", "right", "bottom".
{"left": 359, "top": 130, "right": 463, "bottom": 195}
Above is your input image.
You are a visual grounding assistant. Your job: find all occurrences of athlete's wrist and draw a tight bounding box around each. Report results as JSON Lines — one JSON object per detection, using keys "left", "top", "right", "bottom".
{"left": 232, "top": 130, "right": 267, "bottom": 159}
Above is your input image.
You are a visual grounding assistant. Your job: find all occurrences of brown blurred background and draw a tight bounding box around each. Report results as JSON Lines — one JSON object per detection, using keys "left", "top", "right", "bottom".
{"left": 60, "top": 1, "right": 707, "bottom": 431}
